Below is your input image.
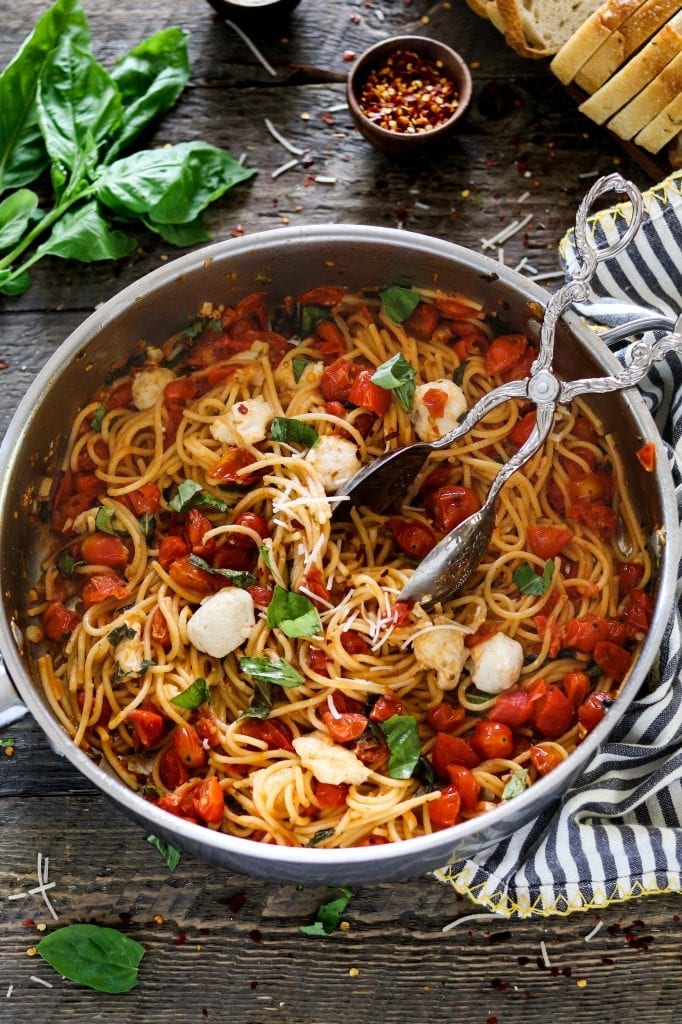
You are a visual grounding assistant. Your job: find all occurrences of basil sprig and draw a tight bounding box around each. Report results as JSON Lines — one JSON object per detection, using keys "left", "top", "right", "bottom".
{"left": 146, "top": 834, "right": 182, "bottom": 872}
{"left": 171, "top": 677, "right": 210, "bottom": 709}
{"left": 266, "top": 586, "right": 322, "bottom": 639}
{"left": 168, "top": 480, "right": 228, "bottom": 514}
{"left": 370, "top": 353, "right": 417, "bottom": 412}
{"left": 269, "top": 416, "right": 318, "bottom": 448}
{"left": 379, "top": 284, "right": 420, "bottom": 324}
{"left": 188, "top": 554, "right": 256, "bottom": 589}
{"left": 300, "top": 886, "right": 353, "bottom": 936}
{"left": 513, "top": 559, "right": 554, "bottom": 596}
{"left": 380, "top": 714, "right": 421, "bottom": 780}
{"left": 37, "top": 923, "right": 145, "bottom": 993}
{"left": 239, "top": 656, "right": 304, "bottom": 688}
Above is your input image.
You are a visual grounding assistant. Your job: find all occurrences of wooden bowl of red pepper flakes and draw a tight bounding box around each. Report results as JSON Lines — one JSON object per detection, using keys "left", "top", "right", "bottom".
{"left": 346, "top": 35, "right": 472, "bottom": 156}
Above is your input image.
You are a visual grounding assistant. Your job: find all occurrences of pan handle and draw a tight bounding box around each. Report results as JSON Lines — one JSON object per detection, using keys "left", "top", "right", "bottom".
{"left": 0, "top": 654, "right": 28, "bottom": 729}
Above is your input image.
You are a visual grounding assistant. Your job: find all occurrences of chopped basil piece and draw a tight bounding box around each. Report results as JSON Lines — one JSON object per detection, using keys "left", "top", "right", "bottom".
{"left": 370, "top": 352, "right": 417, "bottom": 412}
{"left": 146, "top": 834, "right": 182, "bottom": 872}
{"left": 108, "top": 624, "right": 137, "bottom": 647}
{"left": 299, "top": 886, "right": 353, "bottom": 936}
{"left": 586, "top": 663, "right": 603, "bottom": 678}
{"left": 140, "top": 783, "right": 160, "bottom": 798}
{"left": 502, "top": 768, "right": 530, "bottom": 801}
{"left": 139, "top": 660, "right": 156, "bottom": 674}
{"left": 380, "top": 284, "right": 420, "bottom": 324}
{"left": 556, "top": 647, "right": 576, "bottom": 660}
{"left": 188, "top": 554, "right": 257, "bottom": 589}
{"left": 453, "top": 361, "right": 468, "bottom": 385}
{"left": 239, "top": 656, "right": 304, "bottom": 687}
{"left": 0, "top": 737, "right": 16, "bottom": 749}
{"left": 37, "top": 923, "right": 145, "bottom": 993}
{"left": 260, "top": 544, "right": 273, "bottom": 572}
{"left": 182, "top": 320, "right": 205, "bottom": 340}
{"left": 168, "top": 479, "right": 228, "bottom": 514}
{"left": 412, "top": 755, "right": 436, "bottom": 791}
{"left": 466, "top": 689, "right": 493, "bottom": 706}
{"left": 57, "top": 551, "right": 85, "bottom": 576}
{"left": 241, "top": 680, "right": 273, "bottom": 719}
{"left": 253, "top": 272, "right": 272, "bottom": 284}
{"left": 269, "top": 416, "right": 318, "bottom": 448}
{"left": 300, "top": 304, "right": 330, "bottom": 338}
{"left": 513, "top": 559, "right": 554, "bottom": 596}
{"left": 380, "top": 714, "right": 421, "bottom": 780}
{"left": 292, "top": 356, "right": 312, "bottom": 383}
{"left": 307, "top": 828, "right": 335, "bottom": 848}
{"left": 95, "top": 506, "right": 127, "bottom": 537}
{"left": 138, "top": 512, "right": 155, "bottom": 538}
{"left": 90, "top": 403, "right": 106, "bottom": 431}
{"left": 171, "top": 677, "right": 210, "bottom": 709}
{"left": 266, "top": 586, "right": 322, "bottom": 638}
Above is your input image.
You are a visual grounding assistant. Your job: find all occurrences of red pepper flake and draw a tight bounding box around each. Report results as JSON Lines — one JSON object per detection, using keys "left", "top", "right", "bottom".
{"left": 357, "top": 49, "right": 460, "bottom": 135}
{"left": 321, "top": 112, "right": 335, "bottom": 125}
{"left": 22, "top": 918, "right": 35, "bottom": 928}
{"left": 176, "top": 931, "right": 187, "bottom": 946}
{"left": 635, "top": 441, "right": 656, "bottom": 472}
{"left": 0, "top": 360, "right": 8, "bottom": 370}
{"left": 230, "top": 225, "right": 245, "bottom": 237}
{"left": 228, "top": 893, "right": 247, "bottom": 913}
{"left": 342, "top": 50, "right": 356, "bottom": 62}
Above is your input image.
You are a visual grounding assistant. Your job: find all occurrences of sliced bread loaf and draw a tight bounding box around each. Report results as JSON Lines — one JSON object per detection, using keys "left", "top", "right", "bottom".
{"left": 495, "top": 0, "right": 604, "bottom": 57}
{"left": 550, "top": 0, "right": 649, "bottom": 83}
{"left": 574, "top": 0, "right": 682, "bottom": 93}
{"left": 578, "top": 11, "right": 682, "bottom": 123}
{"left": 607, "top": 50, "right": 682, "bottom": 138}
{"left": 633, "top": 92, "right": 682, "bottom": 151}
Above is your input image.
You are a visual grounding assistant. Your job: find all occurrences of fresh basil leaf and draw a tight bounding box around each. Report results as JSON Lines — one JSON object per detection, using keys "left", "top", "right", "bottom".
{"left": 37, "top": 922, "right": 145, "bottom": 993}
{"left": 171, "top": 677, "right": 210, "bottom": 709}
{"left": 0, "top": 268, "right": 31, "bottom": 295}
{"left": 260, "top": 544, "right": 273, "bottom": 572}
{"left": 90, "top": 402, "right": 106, "bottom": 431}
{"left": 168, "top": 480, "right": 228, "bottom": 514}
{"left": 466, "top": 689, "right": 494, "bottom": 706}
{"left": 370, "top": 353, "right": 417, "bottom": 412}
{"left": 142, "top": 214, "right": 211, "bottom": 247}
{"left": 95, "top": 506, "right": 127, "bottom": 536}
{"left": 307, "top": 828, "right": 335, "bottom": 848}
{"left": 96, "top": 142, "right": 256, "bottom": 226}
{"left": 502, "top": 768, "right": 529, "bottom": 801}
{"left": 36, "top": 35, "right": 122, "bottom": 178}
{"left": 292, "top": 356, "right": 311, "bottom": 384}
{"left": 139, "top": 659, "right": 156, "bottom": 673}
{"left": 241, "top": 679, "right": 273, "bottom": 719}
{"left": 106, "top": 28, "right": 190, "bottom": 162}
{"left": 0, "top": 189, "right": 39, "bottom": 250}
{"left": 266, "top": 586, "right": 322, "bottom": 639}
{"left": 586, "top": 663, "right": 603, "bottom": 678}
{"left": 188, "top": 554, "right": 257, "bottom": 589}
{"left": 139, "top": 512, "right": 155, "bottom": 538}
{"left": 412, "top": 754, "right": 436, "bottom": 791}
{"left": 380, "top": 714, "right": 421, "bottom": 780}
{"left": 453, "top": 360, "right": 468, "bottom": 386}
{"left": 140, "top": 783, "right": 160, "bottom": 798}
{"left": 36, "top": 200, "right": 136, "bottom": 262}
{"left": 379, "top": 284, "right": 420, "bottom": 324}
{"left": 513, "top": 559, "right": 555, "bottom": 596}
{"left": 299, "top": 886, "right": 353, "bottom": 936}
{"left": 0, "top": 737, "right": 16, "bottom": 749}
{"left": 300, "top": 304, "right": 329, "bottom": 338}
{"left": 57, "top": 550, "right": 84, "bottom": 576}
{"left": 239, "top": 656, "right": 304, "bottom": 688}
{"left": 146, "top": 834, "right": 181, "bottom": 872}
{"left": 269, "top": 417, "right": 318, "bottom": 448}
{"left": 0, "top": 0, "right": 90, "bottom": 193}
{"left": 108, "top": 624, "right": 136, "bottom": 647}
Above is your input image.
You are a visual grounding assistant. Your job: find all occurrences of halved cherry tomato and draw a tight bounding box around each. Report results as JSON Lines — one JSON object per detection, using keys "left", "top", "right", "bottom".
{"left": 447, "top": 764, "right": 480, "bottom": 810}
{"left": 501, "top": 346, "right": 536, "bottom": 383}
{"left": 424, "top": 485, "right": 479, "bottom": 532}
{"left": 428, "top": 785, "right": 461, "bottom": 830}
{"left": 150, "top": 607, "right": 171, "bottom": 648}
{"left": 168, "top": 555, "right": 218, "bottom": 595}
{"left": 298, "top": 285, "right": 346, "bottom": 307}
{"left": 209, "top": 448, "right": 260, "bottom": 485}
{"left": 390, "top": 600, "right": 413, "bottom": 626}
{"left": 81, "top": 532, "right": 129, "bottom": 569}
{"left": 578, "top": 691, "right": 613, "bottom": 732}
{"left": 340, "top": 630, "right": 370, "bottom": 655}
{"left": 435, "top": 297, "right": 480, "bottom": 319}
{"left": 315, "top": 320, "right": 346, "bottom": 355}
{"left": 164, "top": 377, "right": 197, "bottom": 406}
{"left": 405, "top": 301, "right": 439, "bottom": 338}
{"left": 464, "top": 621, "right": 500, "bottom": 649}
{"left": 546, "top": 476, "right": 566, "bottom": 513}
{"left": 618, "top": 562, "right": 645, "bottom": 597}
{"left": 418, "top": 464, "right": 453, "bottom": 497}
{"left": 635, "top": 442, "right": 656, "bottom": 472}
{"left": 533, "top": 613, "right": 561, "bottom": 658}
{"left": 301, "top": 565, "right": 330, "bottom": 607}
{"left": 207, "top": 364, "right": 237, "bottom": 388}
{"left": 158, "top": 535, "right": 189, "bottom": 569}
{"left": 422, "top": 387, "right": 448, "bottom": 418}
{"left": 470, "top": 720, "right": 514, "bottom": 759}
{"left": 43, "top": 603, "right": 81, "bottom": 642}
{"left": 320, "top": 358, "right": 357, "bottom": 401}
{"left": 567, "top": 471, "right": 613, "bottom": 504}
{"left": 321, "top": 709, "right": 368, "bottom": 744}
{"left": 185, "top": 508, "right": 216, "bottom": 559}
{"left": 427, "top": 702, "right": 465, "bottom": 732}
{"left": 306, "top": 647, "right": 330, "bottom": 677}
{"left": 82, "top": 574, "right": 131, "bottom": 609}
{"left": 158, "top": 746, "right": 190, "bottom": 789}
{"left": 348, "top": 370, "right": 392, "bottom": 416}
{"left": 239, "top": 717, "right": 294, "bottom": 752}
{"left": 233, "top": 512, "right": 271, "bottom": 540}
{"left": 485, "top": 334, "right": 527, "bottom": 376}
{"left": 431, "top": 732, "right": 479, "bottom": 777}
{"left": 173, "top": 724, "right": 206, "bottom": 768}
{"left": 354, "top": 735, "right": 389, "bottom": 772}
{"left": 125, "top": 483, "right": 161, "bottom": 515}
{"left": 567, "top": 501, "right": 616, "bottom": 539}
{"left": 193, "top": 777, "right": 224, "bottom": 826}
{"left": 562, "top": 671, "right": 590, "bottom": 709}
{"left": 128, "top": 708, "right": 164, "bottom": 748}
{"left": 104, "top": 381, "right": 133, "bottom": 411}
{"left": 325, "top": 400, "right": 346, "bottom": 419}
{"left": 593, "top": 641, "right": 631, "bottom": 682}
{"left": 247, "top": 585, "right": 273, "bottom": 608}
{"left": 531, "top": 685, "right": 574, "bottom": 739}
{"left": 369, "top": 694, "right": 403, "bottom": 722}
{"left": 527, "top": 524, "right": 574, "bottom": 559}
{"left": 530, "top": 744, "right": 563, "bottom": 776}
{"left": 621, "top": 589, "right": 654, "bottom": 641}
{"left": 573, "top": 416, "right": 598, "bottom": 443}
{"left": 487, "top": 689, "right": 533, "bottom": 727}
{"left": 509, "top": 410, "right": 536, "bottom": 447}
{"left": 314, "top": 780, "right": 349, "bottom": 809}
{"left": 561, "top": 615, "right": 624, "bottom": 654}
{"left": 195, "top": 709, "right": 221, "bottom": 748}
{"left": 561, "top": 447, "right": 597, "bottom": 480}
{"left": 387, "top": 517, "right": 438, "bottom": 558}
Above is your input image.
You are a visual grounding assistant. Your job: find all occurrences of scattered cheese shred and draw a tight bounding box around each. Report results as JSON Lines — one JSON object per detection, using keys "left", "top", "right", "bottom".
{"left": 271, "top": 158, "right": 300, "bottom": 180}
{"left": 530, "top": 270, "right": 565, "bottom": 282}
{"left": 584, "top": 920, "right": 603, "bottom": 942}
{"left": 264, "top": 117, "right": 304, "bottom": 156}
{"left": 518, "top": 190, "right": 531, "bottom": 203}
{"left": 34, "top": 853, "right": 58, "bottom": 921}
{"left": 314, "top": 176, "right": 337, "bottom": 185}
{"left": 442, "top": 912, "right": 504, "bottom": 933}
{"left": 226, "top": 21, "right": 277, "bottom": 78}
{"left": 5, "top": 985, "right": 13, "bottom": 999}
{"left": 497, "top": 247, "right": 505, "bottom": 266}
{"left": 540, "top": 938, "right": 551, "bottom": 967}
{"left": 480, "top": 213, "right": 533, "bottom": 251}
{"left": 30, "top": 976, "right": 53, "bottom": 988}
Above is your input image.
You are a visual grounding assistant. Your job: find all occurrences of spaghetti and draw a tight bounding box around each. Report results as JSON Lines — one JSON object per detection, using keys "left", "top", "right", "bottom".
{"left": 29, "top": 283, "right": 654, "bottom": 848}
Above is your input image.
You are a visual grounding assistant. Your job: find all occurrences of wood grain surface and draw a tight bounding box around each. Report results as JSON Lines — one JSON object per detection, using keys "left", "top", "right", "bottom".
{"left": 1, "top": 2, "right": 679, "bottom": 1022}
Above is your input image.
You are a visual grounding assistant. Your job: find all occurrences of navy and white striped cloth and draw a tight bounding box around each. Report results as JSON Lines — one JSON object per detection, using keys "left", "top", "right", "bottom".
{"left": 439, "top": 171, "right": 682, "bottom": 917}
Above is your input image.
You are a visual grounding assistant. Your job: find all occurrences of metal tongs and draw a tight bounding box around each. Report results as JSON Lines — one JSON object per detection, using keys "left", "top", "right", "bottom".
{"left": 336, "top": 173, "right": 682, "bottom": 609}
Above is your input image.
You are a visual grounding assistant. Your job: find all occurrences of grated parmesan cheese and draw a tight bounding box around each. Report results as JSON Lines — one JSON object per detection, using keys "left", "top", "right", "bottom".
{"left": 540, "top": 939, "right": 551, "bottom": 967}
{"left": 30, "top": 976, "right": 53, "bottom": 988}
{"left": 264, "top": 117, "right": 304, "bottom": 155}
{"left": 584, "top": 920, "right": 603, "bottom": 942}
{"left": 227, "top": 21, "right": 277, "bottom": 77}
{"left": 480, "top": 213, "right": 533, "bottom": 251}
{"left": 442, "top": 912, "right": 504, "bottom": 933}
{"left": 6, "top": 985, "right": 13, "bottom": 998}
{"left": 271, "top": 158, "right": 300, "bottom": 179}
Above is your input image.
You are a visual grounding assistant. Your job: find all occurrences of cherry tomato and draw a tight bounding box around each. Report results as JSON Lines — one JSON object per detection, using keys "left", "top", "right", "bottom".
{"left": 354, "top": 735, "right": 389, "bottom": 771}
{"left": 424, "top": 485, "right": 479, "bottom": 532}
{"left": 104, "top": 381, "right": 133, "bottom": 410}
{"left": 531, "top": 685, "right": 574, "bottom": 739}
{"left": 404, "top": 301, "right": 439, "bottom": 338}
{"left": 315, "top": 320, "right": 346, "bottom": 355}
{"left": 185, "top": 508, "right": 216, "bottom": 559}
{"left": 501, "top": 346, "right": 536, "bottom": 383}
{"left": 209, "top": 448, "right": 260, "bottom": 485}
{"left": 635, "top": 441, "right": 656, "bottom": 472}
{"left": 246, "top": 585, "right": 273, "bottom": 609}
{"left": 43, "top": 603, "right": 81, "bottom": 642}
{"left": 306, "top": 647, "right": 330, "bottom": 676}
{"left": 314, "top": 781, "right": 349, "bottom": 809}
{"left": 546, "top": 476, "right": 566, "bottom": 513}
{"left": 562, "top": 670, "right": 590, "bottom": 709}
{"left": 82, "top": 574, "right": 131, "bottom": 609}
{"left": 164, "top": 377, "right": 197, "bottom": 406}
{"left": 168, "top": 555, "right": 218, "bottom": 595}
{"left": 427, "top": 702, "right": 466, "bottom": 732}
{"left": 428, "top": 785, "right": 462, "bottom": 830}
{"left": 347, "top": 370, "right": 392, "bottom": 416}
{"left": 320, "top": 358, "right": 358, "bottom": 402}
{"left": 485, "top": 334, "right": 527, "bottom": 376}
{"left": 573, "top": 416, "right": 598, "bottom": 443}
{"left": 369, "top": 694, "right": 403, "bottom": 722}
{"left": 487, "top": 689, "right": 533, "bottom": 727}
{"left": 173, "top": 723, "right": 206, "bottom": 768}
{"left": 527, "top": 524, "right": 574, "bottom": 559}
{"left": 125, "top": 483, "right": 161, "bottom": 516}
{"left": 618, "top": 562, "right": 645, "bottom": 597}
{"left": 158, "top": 746, "right": 190, "bottom": 789}
{"left": 239, "top": 717, "right": 294, "bottom": 752}
{"left": 192, "top": 777, "right": 224, "bottom": 826}
{"left": 530, "top": 743, "right": 563, "bottom": 776}
{"left": 578, "top": 691, "right": 613, "bottom": 732}
{"left": 207, "top": 364, "right": 237, "bottom": 388}
{"left": 431, "top": 732, "right": 479, "bottom": 777}
{"left": 340, "top": 630, "right": 370, "bottom": 655}
{"left": 158, "top": 535, "right": 189, "bottom": 570}
{"left": 150, "top": 607, "right": 171, "bottom": 648}
{"left": 464, "top": 621, "right": 500, "bottom": 649}
{"left": 300, "top": 565, "right": 330, "bottom": 608}
{"left": 561, "top": 615, "right": 625, "bottom": 653}
{"left": 509, "top": 411, "right": 536, "bottom": 447}
{"left": 128, "top": 708, "right": 164, "bottom": 748}
{"left": 213, "top": 545, "right": 254, "bottom": 572}
{"left": 195, "top": 709, "right": 221, "bottom": 747}
{"left": 297, "top": 285, "right": 346, "bottom": 307}
{"left": 418, "top": 464, "right": 453, "bottom": 497}
{"left": 447, "top": 764, "right": 480, "bottom": 810}
{"left": 593, "top": 641, "right": 631, "bottom": 682}
{"left": 567, "top": 471, "right": 613, "bottom": 504}
{"left": 233, "top": 512, "right": 271, "bottom": 540}
{"left": 74, "top": 472, "right": 104, "bottom": 497}
{"left": 470, "top": 720, "right": 514, "bottom": 759}
{"left": 567, "top": 501, "right": 616, "bottom": 539}
{"left": 621, "top": 589, "right": 654, "bottom": 641}
{"left": 325, "top": 400, "right": 346, "bottom": 419}
{"left": 561, "top": 447, "right": 597, "bottom": 480}
{"left": 321, "top": 710, "right": 368, "bottom": 744}
{"left": 533, "top": 612, "right": 561, "bottom": 658}
{"left": 422, "top": 387, "right": 449, "bottom": 418}
{"left": 387, "top": 517, "right": 438, "bottom": 558}
{"left": 390, "top": 601, "right": 413, "bottom": 626}
{"left": 81, "top": 532, "right": 129, "bottom": 569}
{"left": 435, "top": 297, "right": 480, "bottom": 319}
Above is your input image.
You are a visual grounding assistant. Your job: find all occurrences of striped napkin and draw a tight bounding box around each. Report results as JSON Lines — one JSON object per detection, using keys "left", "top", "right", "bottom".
{"left": 438, "top": 170, "right": 682, "bottom": 918}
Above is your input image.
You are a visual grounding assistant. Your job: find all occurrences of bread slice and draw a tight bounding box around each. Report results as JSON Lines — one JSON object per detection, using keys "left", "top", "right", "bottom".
{"left": 633, "top": 93, "right": 682, "bottom": 150}
{"left": 495, "top": 0, "right": 604, "bottom": 58}
{"left": 607, "top": 50, "right": 682, "bottom": 138}
{"left": 574, "top": 0, "right": 682, "bottom": 92}
{"left": 551, "top": 0, "right": 649, "bottom": 84}
{"left": 578, "top": 11, "right": 682, "bottom": 123}
{"left": 669, "top": 130, "right": 682, "bottom": 165}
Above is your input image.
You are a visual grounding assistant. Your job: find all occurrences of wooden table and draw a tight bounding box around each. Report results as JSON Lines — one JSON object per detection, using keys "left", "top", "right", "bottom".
{"left": 1, "top": 2, "right": 679, "bottom": 1021}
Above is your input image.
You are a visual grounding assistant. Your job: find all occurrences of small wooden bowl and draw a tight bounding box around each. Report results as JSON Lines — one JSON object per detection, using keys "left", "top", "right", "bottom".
{"left": 205, "top": 0, "right": 303, "bottom": 29}
{"left": 346, "top": 36, "right": 472, "bottom": 157}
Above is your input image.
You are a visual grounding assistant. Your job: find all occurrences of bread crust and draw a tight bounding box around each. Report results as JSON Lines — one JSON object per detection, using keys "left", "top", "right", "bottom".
{"left": 608, "top": 52, "right": 682, "bottom": 139}
{"left": 635, "top": 95, "right": 682, "bottom": 151}
{"left": 550, "top": 0, "right": 649, "bottom": 84}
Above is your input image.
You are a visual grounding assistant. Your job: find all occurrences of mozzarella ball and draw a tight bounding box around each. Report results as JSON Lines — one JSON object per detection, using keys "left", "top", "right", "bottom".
{"left": 186, "top": 589, "right": 255, "bottom": 658}
{"left": 410, "top": 379, "right": 467, "bottom": 442}
{"left": 305, "top": 435, "right": 361, "bottom": 493}
{"left": 131, "top": 367, "right": 175, "bottom": 410}
{"left": 468, "top": 632, "right": 524, "bottom": 694}
{"left": 413, "top": 627, "right": 467, "bottom": 691}
{"left": 210, "top": 396, "right": 274, "bottom": 447}
{"left": 115, "top": 627, "right": 144, "bottom": 677}
{"left": 292, "top": 731, "right": 371, "bottom": 786}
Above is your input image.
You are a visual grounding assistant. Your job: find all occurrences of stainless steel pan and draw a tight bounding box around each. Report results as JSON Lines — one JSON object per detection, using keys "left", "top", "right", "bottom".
{"left": 0, "top": 225, "right": 677, "bottom": 883}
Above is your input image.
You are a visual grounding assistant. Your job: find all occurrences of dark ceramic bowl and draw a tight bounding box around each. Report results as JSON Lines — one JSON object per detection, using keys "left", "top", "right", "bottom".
{"left": 346, "top": 35, "right": 472, "bottom": 156}
{"left": 205, "top": 0, "right": 303, "bottom": 29}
